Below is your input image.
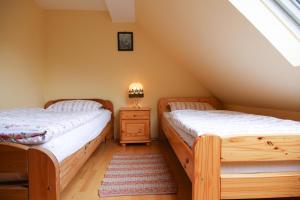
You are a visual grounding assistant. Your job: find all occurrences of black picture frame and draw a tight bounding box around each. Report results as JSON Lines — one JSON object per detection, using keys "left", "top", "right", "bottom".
{"left": 118, "top": 32, "right": 133, "bottom": 51}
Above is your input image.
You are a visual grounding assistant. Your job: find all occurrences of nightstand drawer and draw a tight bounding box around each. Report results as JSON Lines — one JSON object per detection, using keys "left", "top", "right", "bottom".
{"left": 120, "top": 111, "right": 150, "bottom": 120}
{"left": 121, "top": 120, "right": 149, "bottom": 140}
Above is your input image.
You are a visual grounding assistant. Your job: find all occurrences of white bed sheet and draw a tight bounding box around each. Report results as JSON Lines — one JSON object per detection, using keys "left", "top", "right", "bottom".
{"left": 40, "top": 109, "right": 111, "bottom": 162}
{"left": 164, "top": 112, "right": 195, "bottom": 148}
{"left": 163, "top": 112, "right": 300, "bottom": 174}
{"left": 169, "top": 110, "right": 300, "bottom": 138}
{"left": 0, "top": 108, "right": 105, "bottom": 144}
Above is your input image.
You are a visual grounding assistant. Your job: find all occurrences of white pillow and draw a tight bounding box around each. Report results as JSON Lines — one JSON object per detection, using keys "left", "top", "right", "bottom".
{"left": 47, "top": 100, "right": 103, "bottom": 112}
{"left": 168, "top": 102, "right": 215, "bottom": 111}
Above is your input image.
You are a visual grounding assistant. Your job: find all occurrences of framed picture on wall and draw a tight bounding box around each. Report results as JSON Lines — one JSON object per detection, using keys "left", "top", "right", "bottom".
{"left": 118, "top": 32, "right": 133, "bottom": 51}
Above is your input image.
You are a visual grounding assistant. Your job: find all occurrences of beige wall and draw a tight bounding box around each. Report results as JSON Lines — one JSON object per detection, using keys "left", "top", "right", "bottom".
{"left": 0, "top": 0, "right": 45, "bottom": 108}
{"left": 44, "top": 10, "right": 210, "bottom": 138}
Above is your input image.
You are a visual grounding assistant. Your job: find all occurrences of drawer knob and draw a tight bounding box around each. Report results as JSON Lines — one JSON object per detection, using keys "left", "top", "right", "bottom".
{"left": 185, "top": 158, "right": 189, "bottom": 164}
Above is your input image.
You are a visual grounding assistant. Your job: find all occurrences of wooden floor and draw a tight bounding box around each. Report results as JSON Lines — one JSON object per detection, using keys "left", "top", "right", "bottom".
{"left": 62, "top": 141, "right": 299, "bottom": 200}
{"left": 61, "top": 141, "right": 192, "bottom": 200}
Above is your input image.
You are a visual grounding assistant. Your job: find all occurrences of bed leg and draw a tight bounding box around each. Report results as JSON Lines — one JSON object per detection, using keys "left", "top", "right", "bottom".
{"left": 28, "top": 147, "right": 60, "bottom": 200}
{"left": 105, "top": 122, "right": 114, "bottom": 142}
{"left": 192, "top": 135, "right": 221, "bottom": 200}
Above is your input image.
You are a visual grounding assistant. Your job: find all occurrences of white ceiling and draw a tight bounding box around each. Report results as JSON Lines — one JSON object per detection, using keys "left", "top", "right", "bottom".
{"left": 35, "top": 0, "right": 108, "bottom": 11}
{"left": 105, "top": 0, "right": 135, "bottom": 22}
{"left": 35, "top": 0, "right": 135, "bottom": 22}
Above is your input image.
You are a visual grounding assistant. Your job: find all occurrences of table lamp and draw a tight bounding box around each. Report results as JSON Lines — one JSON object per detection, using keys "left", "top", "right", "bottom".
{"left": 128, "top": 82, "right": 144, "bottom": 108}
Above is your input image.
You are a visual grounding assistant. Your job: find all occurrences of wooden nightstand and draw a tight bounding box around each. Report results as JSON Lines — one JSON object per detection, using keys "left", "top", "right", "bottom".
{"left": 119, "top": 107, "right": 151, "bottom": 147}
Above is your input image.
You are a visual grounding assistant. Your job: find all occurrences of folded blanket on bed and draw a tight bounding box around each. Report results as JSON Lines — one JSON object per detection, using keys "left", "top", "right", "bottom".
{"left": 169, "top": 110, "right": 300, "bottom": 138}
{"left": 0, "top": 108, "right": 103, "bottom": 145}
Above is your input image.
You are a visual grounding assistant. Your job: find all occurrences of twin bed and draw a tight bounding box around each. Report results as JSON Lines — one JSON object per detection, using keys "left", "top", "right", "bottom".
{"left": 0, "top": 99, "right": 114, "bottom": 200}
{"left": 158, "top": 97, "right": 300, "bottom": 200}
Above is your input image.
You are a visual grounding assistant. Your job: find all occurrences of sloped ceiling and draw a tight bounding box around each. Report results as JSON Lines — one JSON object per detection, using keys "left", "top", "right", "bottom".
{"left": 136, "top": 0, "right": 300, "bottom": 111}
{"left": 105, "top": 0, "right": 135, "bottom": 22}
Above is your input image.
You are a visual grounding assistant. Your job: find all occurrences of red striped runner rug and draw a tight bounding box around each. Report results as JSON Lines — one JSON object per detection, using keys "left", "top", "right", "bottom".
{"left": 98, "top": 153, "right": 177, "bottom": 197}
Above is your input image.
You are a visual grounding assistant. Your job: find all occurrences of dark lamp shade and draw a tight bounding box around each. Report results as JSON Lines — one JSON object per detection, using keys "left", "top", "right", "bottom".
{"left": 128, "top": 82, "right": 144, "bottom": 98}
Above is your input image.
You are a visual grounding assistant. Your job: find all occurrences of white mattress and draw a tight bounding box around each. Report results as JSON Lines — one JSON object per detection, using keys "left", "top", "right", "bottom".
{"left": 169, "top": 110, "right": 300, "bottom": 139}
{"left": 163, "top": 112, "right": 300, "bottom": 174}
{"left": 164, "top": 112, "right": 195, "bottom": 148}
{"left": 39, "top": 109, "right": 111, "bottom": 162}
{"left": 0, "top": 108, "right": 105, "bottom": 144}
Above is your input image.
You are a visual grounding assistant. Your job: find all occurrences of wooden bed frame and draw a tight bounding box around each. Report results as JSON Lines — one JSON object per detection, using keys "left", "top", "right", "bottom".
{"left": 0, "top": 99, "right": 114, "bottom": 200}
{"left": 158, "top": 97, "right": 300, "bottom": 200}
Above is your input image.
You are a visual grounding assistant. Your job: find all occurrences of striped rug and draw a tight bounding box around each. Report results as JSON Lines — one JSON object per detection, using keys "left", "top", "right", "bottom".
{"left": 99, "top": 153, "right": 177, "bottom": 197}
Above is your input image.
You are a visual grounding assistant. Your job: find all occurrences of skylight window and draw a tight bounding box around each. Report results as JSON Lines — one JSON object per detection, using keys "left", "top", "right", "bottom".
{"left": 229, "top": 0, "right": 300, "bottom": 67}
{"left": 274, "top": 0, "right": 300, "bottom": 26}
{"left": 263, "top": 0, "right": 300, "bottom": 41}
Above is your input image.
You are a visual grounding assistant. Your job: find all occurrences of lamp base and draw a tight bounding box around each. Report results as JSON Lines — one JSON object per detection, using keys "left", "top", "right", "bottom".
{"left": 129, "top": 98, "right": 142, "bottom": 108}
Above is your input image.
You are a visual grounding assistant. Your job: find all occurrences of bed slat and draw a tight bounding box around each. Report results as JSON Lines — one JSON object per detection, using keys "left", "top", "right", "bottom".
{"left": 222, "top": 135, "right": 300, "bottom": 162}
{"left": 221, "top": 172, "right": 300, "bottom": 199}
{"left": 0, "top": 184, "right": 28, "bottom": 200}
{"left": 0, "top": 143, "right": 29, "bottom": 175}
{"left": 28, "top": 147, "right": 60, "bottom": 200}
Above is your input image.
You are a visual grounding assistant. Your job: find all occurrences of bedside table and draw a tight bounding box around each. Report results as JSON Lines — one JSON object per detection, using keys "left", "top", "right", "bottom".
{"left": 119, "top": 107, "right": 151, "bottom": 147}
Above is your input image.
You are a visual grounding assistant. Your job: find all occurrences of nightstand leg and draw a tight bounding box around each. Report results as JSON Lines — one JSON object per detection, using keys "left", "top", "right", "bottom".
{"left": 121, "top": 143, "right": 126, "bottom": 147}
{"left": 146, "top": 142, "right": 151, "bottom": 146}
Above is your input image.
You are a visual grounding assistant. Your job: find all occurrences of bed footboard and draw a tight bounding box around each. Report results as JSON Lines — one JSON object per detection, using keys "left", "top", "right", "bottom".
{"left": 0, "top": 184, "right": 28, "bottom": 200}
{"left": 192, "top": 135, "right": 300, "bottom": 200}
{"left": 0, "top": 143, "right": 29, "bottom": 200}
{"left": 219, "top": 135, "right": 300, "bottom": 199}
{"left": 0, "top": 143, "right": 60, "bottom": 200}
{"left": 28, "top": 147, "right": 60, "bottom": 200}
